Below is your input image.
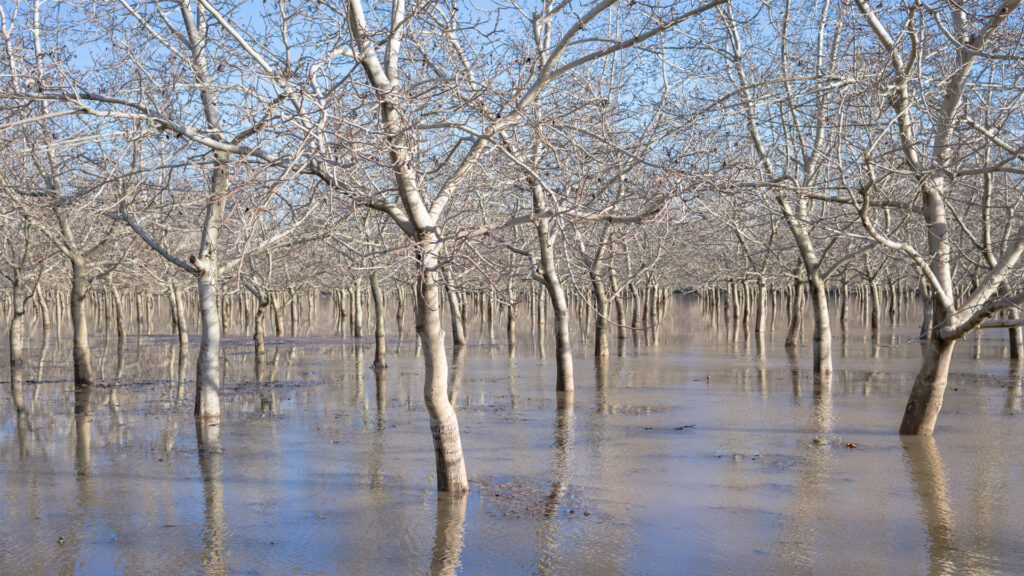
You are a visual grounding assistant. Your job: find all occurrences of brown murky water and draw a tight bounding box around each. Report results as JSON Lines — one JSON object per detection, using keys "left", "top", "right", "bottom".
{"left": 3, "top": 296, "right": 1024, "bottom": 575}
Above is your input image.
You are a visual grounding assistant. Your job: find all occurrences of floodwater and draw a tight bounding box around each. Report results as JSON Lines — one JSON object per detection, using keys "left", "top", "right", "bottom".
{"left": 2, "top": 296, "right": 1024, "bottom": 575}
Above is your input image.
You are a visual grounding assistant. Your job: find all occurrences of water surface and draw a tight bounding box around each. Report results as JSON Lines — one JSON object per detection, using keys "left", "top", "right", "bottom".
{"left": 2, "top": 297, "right": 1024, "bottom": 575}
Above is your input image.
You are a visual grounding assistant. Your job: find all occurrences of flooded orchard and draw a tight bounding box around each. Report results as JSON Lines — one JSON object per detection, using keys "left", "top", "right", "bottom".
{"left": 3, "top": 295, "right": 1024, "bottom": 575}
{"left": 8, "top": 0, "right": 1024, "bottom": 574}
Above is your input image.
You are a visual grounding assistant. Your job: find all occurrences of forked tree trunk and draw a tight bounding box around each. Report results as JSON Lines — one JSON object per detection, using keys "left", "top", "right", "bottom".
{"left": 531, "top": 178, "right": 573, "bottom": 391}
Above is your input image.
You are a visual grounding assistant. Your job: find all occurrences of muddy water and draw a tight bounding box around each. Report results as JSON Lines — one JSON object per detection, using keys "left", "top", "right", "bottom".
{"left": 2, "top": 296, "right": 1024, "bottom": 575}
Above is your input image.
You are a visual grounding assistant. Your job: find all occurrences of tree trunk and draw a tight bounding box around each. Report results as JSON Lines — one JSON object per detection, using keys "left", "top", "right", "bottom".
{"left": 8, "top": 281, "right": 26, "bottom": 416}
{"left": 869, "top": 280, "right": 882, "bottom": 336}
{"left": 353, "top": 278, "right": 364, "bottom": 339}
{"left": 486, "top": 290, "right": 495, "bottom": 342}
{"left": 444, "top": 278, "right": 467, "bottom": 347}
{"left": 839, "top": 279, "right": 849, "bottom": 331}
{"left": 900, "top": 337, "right": 956, "bottom": 435}
{"left": 371, "top": 271, "right": 387, "bottom": 369}
{"left": 785, "top": 277, "right": 804, "bottom": 347}
{"left": 36, "top": 290, "right": 52, "bottom": 342}
{"left": 754, "top": 277, "right": 767, "bottom": 336}
{"left": 593, "top": 277, "right": 610, "bottom": 359}
{"left": 506, "top": 302, "right": 516, "bottom": 351}
{"left": 289, "top": 286, "right": 298, "bottom": 337}
{"left": 610, "top": 271, "right": 626, "bottom": 340}
{"left": 174, "top": 286, "right": 189, "bottom": 348}
{"left": 526, "top": 176, "right": 574, "bottom": 389}
{"left": 396, "top": 284, "right": 406, "bottom": 334}
{"left": 194, "top": 268, "right": 222, "bottom": 422}
{"left": 254, "top": 297, "right": 267, "bottom": 359}
{"left": 417, "top": 266, "right": 469, "bottom": 492}
{"left": 111, "top": 284, "right": 127, "bottom": 351}
{"left": 808, "top": 277, "right": 833, "bottom": 376}
{"left": 70, "top": 257, "right": 95, "bottom": 395}
{"left": 919, "top": 278, "right": 933, "bottom": 340}
{"left": 1008, "top": 307, "right": 1023, "bottom": 363}
{"left": 272, "top": 293, "right": 284, "bottom": 336}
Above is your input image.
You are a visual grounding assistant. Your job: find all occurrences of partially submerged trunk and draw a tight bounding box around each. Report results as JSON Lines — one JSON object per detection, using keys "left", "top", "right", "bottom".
{"left": 371, "top": 271, "right": 387, "bottom": 369}
{"left": 417, "top": 266, "right": 469, "bottom": 492}
{"left": 808, "top": 277, "right": 833, "bottom": 376}
{"left": 254, "top": 295, "right": 268, "bottom": 359}
{"left": 111, "top": 283, "right": 127, "bottom": 352}
{"left": 531, "top": 180, "right": 573, "bottom": 392}
{"left": 194, "top": 260, "right": 222, "bottom": 422}
{"left": 609, "top": 271, "right": 626, "bottom": 340}
{"left": 272, "top": 293, "right": 284, "bottom": 336}
{"left": 900, "top": 336, "right": 956, "bottom": 435}
{"left": 289, "top": 286, "right": 299, "bottom": 337}
{"left": 443, "top": 270, "right": 467, "bottom": 347}
{"left": 785, "top": 276, "right": 804, "bottom": 348}
{"left": 869, "top": 280, "right": 882, "bottom": 336}
{"left": 839, "top": 278, "right": 849, "bottom": 332}
{"left": 753, "top": 277, "right": 767, "bottom": 336}
{"left": 593, "top": 279, "right": 610, "bottom": 359}
{"left": 395, "top": 284, "right": 406, "bottom": 336}
{"left": 506, "top": 282, "right": 517, "bottom": 351}
{"left": 8, "top": 280, "right": 26, "bottom": 416}
{"left": 353, "top": 278, "right": 364, "bottom": 339}
{"left": 36, "top": 290, "right": 51, "bottom": 342}
{"left": 173, "top": 286, "right": 189, "bottom": 348}
{"left": 70, "top": 257, "right": 95, "bottom": 395}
